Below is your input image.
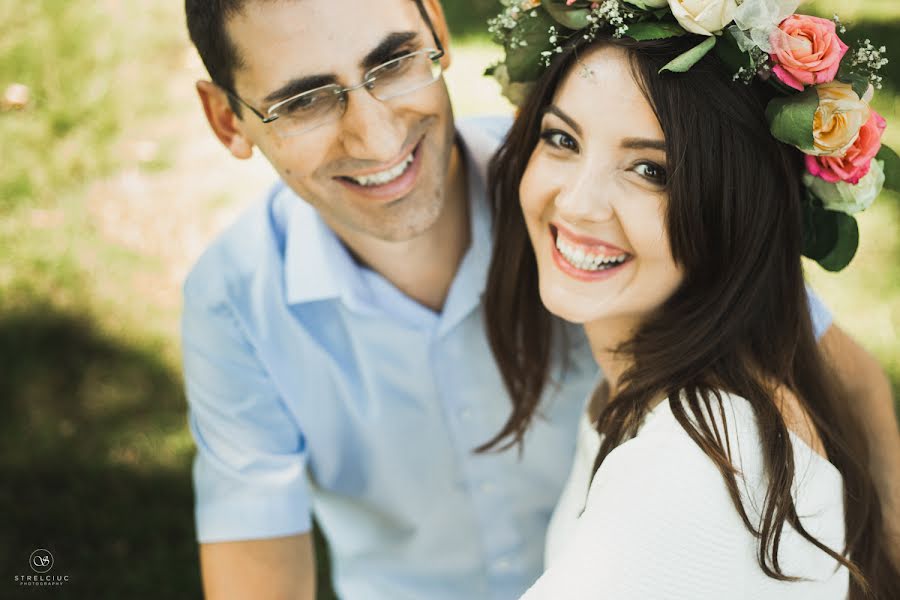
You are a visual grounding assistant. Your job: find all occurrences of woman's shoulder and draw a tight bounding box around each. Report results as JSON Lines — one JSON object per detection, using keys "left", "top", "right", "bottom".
{"left": 593, "top": 389, "right": 843, "bottom": 512}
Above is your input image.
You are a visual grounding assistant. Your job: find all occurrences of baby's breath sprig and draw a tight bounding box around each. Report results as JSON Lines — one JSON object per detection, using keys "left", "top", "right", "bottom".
{"left": 487, "top": 1, "right": 542, "bottom": 48}
{"left": 831, "top": 14, "right": 847, "bottom": 35}
{"left": 538, "top": 0, "right": 636, "bottom": 66}
{"left": 732, "top": 46, "right": 769, "bottom": 84}
{"left": 591, "top": 0, "right": 635, "bottom": 39}
{"left": 848, "top": 39, "right": 889, "bottom": 90}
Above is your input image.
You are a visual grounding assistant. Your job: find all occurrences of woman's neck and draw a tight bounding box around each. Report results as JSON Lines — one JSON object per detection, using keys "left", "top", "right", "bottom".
{"left": 582, "top": 316, "right": 641, "bottom": 398}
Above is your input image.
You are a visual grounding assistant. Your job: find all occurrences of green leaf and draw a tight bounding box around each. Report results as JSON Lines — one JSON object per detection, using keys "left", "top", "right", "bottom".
{"left": 765, "top": 87, "right": 819, "bottom": 153}
{"left": 659, "top": 36, "right": 717, "bottom": 74}
{"left": 624, "top": 0, "right": 668, "bottom": 9}
{"left": 802, "top": 198, "right": 838, "bottom": 261}
{"left": 837, "top": 71, "right": 871, "bottom": 99}
{"left": 505, "top": 8, "right": 559, "bottom": 82}
{"left": 714, "top": 27, "right": 754, "bottom": 75}
{"left": 876, "top": 144, "right": 900, "bottom": 193}
{"left": 626, "top": 21, "right": 687, "bottom": 41}
{"left": 544, "top": 1, "right": 592, "bottom": 30}
{"left": 817, "top": 212, "right": 859, "bottom": 272}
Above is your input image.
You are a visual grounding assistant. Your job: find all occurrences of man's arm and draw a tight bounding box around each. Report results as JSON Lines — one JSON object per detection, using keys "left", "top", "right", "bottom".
{"left": 200, "top": 534, "right": 316, "bottom": 600}
{"left": 182, "top": 264, "right": 318, "bottom": 595}
{"left": 819, "top": 325, "right": 900, "bottom": 566}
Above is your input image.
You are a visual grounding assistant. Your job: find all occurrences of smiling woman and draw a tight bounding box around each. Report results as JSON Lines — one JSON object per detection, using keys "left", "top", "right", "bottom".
{"left": 519, "top": 48, "right": 682, "bottom": 326}
{"left": 482, "top": 29, "right": 898, "bottom": 599}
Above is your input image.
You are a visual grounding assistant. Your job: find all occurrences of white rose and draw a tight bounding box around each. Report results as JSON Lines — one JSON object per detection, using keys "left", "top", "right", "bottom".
{"left": 668, "top": 0, "right": 739, "bottom": 36}
{"left": 804, "top": 158, "right": 885, "bottom": 215}
{"left": 731, "top": 0, "right": 800, "bottom": 52}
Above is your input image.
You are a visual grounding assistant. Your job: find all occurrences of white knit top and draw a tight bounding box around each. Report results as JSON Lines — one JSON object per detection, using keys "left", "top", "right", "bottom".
{"left": 522, "top": 392, "right": 849, "bottom": 599}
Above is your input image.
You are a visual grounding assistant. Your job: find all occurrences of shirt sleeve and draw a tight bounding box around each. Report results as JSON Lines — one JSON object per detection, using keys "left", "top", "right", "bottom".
{"left": 520, "top": 432, "right": 752, "bottom": 599}
{"left": 182, "top": 285, "right": 312, "bottom": 543}
{"left": 806, "top": 285, "right": 832, "bottom": 340}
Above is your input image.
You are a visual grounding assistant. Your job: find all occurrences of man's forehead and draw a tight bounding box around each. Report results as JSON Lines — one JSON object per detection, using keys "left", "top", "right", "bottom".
{"left": 227, "top": 0, "right": 424, "bottom": 93}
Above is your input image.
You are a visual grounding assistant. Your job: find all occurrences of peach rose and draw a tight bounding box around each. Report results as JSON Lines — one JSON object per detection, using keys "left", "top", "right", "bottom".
{"left": 806, "top": 110, "right": 886, "bottom": 184}
{"left": 810, "top": 81, "right": 871, "bottom": 157}
{"left": 770, "top": 15, "right": 848, "bottom": 91}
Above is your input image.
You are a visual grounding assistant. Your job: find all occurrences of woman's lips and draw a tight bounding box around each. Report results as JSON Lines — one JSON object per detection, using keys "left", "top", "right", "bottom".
{"left": 549, "top": 224, "right": 633, "bottom": 282}
{"left": 552, "top": 222, "right": 628, "bottom": 254}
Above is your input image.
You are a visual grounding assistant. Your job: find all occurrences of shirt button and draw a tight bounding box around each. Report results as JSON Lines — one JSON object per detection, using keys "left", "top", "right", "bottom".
{"left": 494, "top": 558, "right": 512, "bottom": 572}
{"left": 479, "top": 482, "right": 496, "bottom": 494}
{"left": 459, "top": 408, "right": 472, "bottom": 420}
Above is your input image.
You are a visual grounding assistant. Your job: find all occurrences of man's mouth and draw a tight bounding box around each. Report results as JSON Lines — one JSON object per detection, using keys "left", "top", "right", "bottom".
{"left": 341, "top": 149, "right": 416, "bottom": 187}
{"left": 332, "top": 139, "right": 425, "bottom": 202}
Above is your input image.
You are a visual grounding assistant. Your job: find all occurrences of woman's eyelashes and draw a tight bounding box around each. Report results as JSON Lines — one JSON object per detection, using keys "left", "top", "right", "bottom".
{"left": 538, "top": 127, "right": 667, "bottom": 186}
{"left": 540, "top": 128, "right": 579, "bottom": 152}
{"left": 632, "top": 161, "right": 667, "bottom": 186}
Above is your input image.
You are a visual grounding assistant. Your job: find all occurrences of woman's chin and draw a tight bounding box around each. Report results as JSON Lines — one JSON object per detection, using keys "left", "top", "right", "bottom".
{"left": 539, "top": 285, "right": 610, "bottom": 325}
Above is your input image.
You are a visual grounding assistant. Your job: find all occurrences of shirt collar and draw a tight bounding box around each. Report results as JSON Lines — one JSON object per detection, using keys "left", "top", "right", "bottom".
{"left": 283, "top": 194, "right": 373, "bottom": 308}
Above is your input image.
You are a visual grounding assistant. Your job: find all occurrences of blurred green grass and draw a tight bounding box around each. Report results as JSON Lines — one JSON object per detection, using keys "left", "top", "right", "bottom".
{"left": 0, "top": 1, "right": 897, "bottom": 599}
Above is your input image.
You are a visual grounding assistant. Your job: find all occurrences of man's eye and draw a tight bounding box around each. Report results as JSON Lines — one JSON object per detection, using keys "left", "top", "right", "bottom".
{"left": 282, "top": 95, "right": 318, "bottom": 113}
{"left": 540, "top": 129, "right": 579, "bottom": 152}
{"left": 634, "top": 161, "right": 667, "bottom": 185}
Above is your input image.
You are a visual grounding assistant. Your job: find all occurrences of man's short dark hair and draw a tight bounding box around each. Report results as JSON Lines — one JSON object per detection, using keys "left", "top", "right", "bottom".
{"left": 185, "top": 0, "right": 431, "bottom": 118}
{"left": 185, "top": 0, "right": 258, "bottom": 114}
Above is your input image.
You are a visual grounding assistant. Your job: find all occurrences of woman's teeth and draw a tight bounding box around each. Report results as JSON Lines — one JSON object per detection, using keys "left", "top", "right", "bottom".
{"left": 347, "top": 151, "right": 415, "bottom": 187}
{"left": 556, "top": 236, "right": 629, "bottom": 271}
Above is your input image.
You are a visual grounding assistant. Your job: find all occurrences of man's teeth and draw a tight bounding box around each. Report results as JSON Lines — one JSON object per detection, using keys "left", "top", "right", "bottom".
{"left": 347, "top": 152, "right": 415, "bottom": 187}
{"left": 556, "top": 236, "right": 629, "bottom": 271}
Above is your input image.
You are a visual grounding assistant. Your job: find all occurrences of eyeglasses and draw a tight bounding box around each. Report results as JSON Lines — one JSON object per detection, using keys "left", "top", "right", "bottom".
{"left": 222, "top": 1, "right": 446, "bottom": 138}
{"left": 229, "top": 49, "right": 444, "bottom": 138}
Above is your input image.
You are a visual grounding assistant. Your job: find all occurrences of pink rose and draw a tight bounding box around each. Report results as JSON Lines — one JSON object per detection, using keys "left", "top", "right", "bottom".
{"left": 770, "top": 14, "right": 848, "bottom": 91}
{"left": 806, "top": 110, "right": 886, "bottom": 184}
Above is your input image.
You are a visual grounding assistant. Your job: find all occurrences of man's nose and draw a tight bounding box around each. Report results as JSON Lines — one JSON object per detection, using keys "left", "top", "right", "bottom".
{"left": 338, "top": 87, "right": 407, "bottom": 164}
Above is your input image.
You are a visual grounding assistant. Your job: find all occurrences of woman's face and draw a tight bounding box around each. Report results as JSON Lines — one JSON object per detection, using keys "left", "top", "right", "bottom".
{"left": 520, "top": 45, "right": 684, "bottom": 327}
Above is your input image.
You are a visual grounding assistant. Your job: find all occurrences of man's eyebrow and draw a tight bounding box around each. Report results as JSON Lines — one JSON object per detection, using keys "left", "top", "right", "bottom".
{"left": 260, "top": 32, "right": 421, "bottom": 105}
{"left": 263, "top": 75, "right": 338, "bottom": 105}
{"left": 362, "top": 31, "right": 421, "bottom": 70}
{"left": 620, "top": 137, "right": 666, "bottom": 151}
{"left": 544, "top": 105, "right": 582, "bottom": 136}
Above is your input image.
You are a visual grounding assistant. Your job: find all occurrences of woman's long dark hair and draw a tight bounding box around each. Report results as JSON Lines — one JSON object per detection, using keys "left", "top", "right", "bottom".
{"left": 482, "top": 34, "right": 898, "bottom": 598}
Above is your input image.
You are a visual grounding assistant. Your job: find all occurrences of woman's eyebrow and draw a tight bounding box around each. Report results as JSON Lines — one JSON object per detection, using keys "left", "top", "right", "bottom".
{"left": 620, "top": 137, "right": 666, "bottom": 151}
{"left": 544, "top": 105, "right": 582, "bottom": 136}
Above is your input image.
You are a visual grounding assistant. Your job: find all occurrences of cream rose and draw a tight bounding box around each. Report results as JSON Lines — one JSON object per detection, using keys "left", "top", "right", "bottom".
{"left": 668, "top": 0, "right": 739, "bottom": 36}
{"left": 491, "top": 64, "right": 533, "bottom": 107}
{"left": 804, "top": 158, "right": 885, "bottom": 214}
{"left": 810, "top": 81, "right": 871, "bottom": 157}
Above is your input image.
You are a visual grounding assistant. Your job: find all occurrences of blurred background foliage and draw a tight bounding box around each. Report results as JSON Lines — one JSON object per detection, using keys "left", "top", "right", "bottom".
{"left": 0, "top": 1, "right": 897, "bottom": 598}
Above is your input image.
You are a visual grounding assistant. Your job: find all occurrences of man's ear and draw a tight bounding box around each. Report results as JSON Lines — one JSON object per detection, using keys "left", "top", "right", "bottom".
{"left": 421, "top": 0, "right": 452, "bottom": 71}
{"left": 196, "top": 80, "right": 254, "bottom": 160}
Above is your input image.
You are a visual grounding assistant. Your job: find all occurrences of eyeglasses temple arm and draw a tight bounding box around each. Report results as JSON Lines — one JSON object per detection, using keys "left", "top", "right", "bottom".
{"left": 413, "top": 0, "right": 445, "bottom": 59}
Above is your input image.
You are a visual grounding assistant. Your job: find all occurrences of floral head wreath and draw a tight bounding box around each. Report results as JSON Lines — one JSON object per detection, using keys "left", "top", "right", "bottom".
{"left": 486, "top": 0, "right": 898, "bottom": 271}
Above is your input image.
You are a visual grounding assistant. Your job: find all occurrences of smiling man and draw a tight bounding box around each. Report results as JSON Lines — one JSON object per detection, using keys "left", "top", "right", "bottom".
{"left": 182, "top": 1, "right": 900, "bottom": 599}
{"left": 182, "top": 1, "right": 599, "bottom": 598}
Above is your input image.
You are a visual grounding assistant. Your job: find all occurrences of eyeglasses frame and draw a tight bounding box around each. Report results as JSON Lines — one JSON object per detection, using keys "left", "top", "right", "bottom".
{"left": 219, "top": 0, "right": 446, "bottom": 127}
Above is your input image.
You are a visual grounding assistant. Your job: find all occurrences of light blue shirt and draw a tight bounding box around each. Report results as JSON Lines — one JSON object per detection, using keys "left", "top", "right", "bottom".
{"left": 182, "top": 117, "right": 833, "bottom": 600}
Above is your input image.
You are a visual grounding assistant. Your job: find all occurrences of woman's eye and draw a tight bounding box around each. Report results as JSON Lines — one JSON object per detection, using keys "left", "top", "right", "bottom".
{"left": 634, "top": 161, "right": 667, "bottom": 185}
{"left": 540, "top": 129, "right": 579, "bottom": 152}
